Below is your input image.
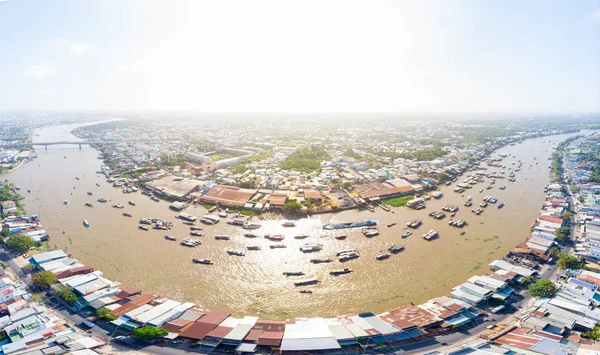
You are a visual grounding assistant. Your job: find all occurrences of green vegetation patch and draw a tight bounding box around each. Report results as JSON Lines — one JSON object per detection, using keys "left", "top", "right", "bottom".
{"left": 381, "top": 195, "right": 414, "bottom": 207}
{"left": 280, "top": 145, "right": 330, "bottom": 173}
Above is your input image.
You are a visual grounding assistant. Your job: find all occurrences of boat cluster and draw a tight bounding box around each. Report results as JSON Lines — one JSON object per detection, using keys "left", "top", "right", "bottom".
{"left": 441, "top": 205, "right": 459, "bottom": 212}
{"left": 406, "top": 219, "right": 422, "bottom": 228}
{"left": 361, "top": 227, "right": 379, "bottom": 237}
{"left": 448, "top": 219, "right": 467, "bottom": 228}
{"left": 428, "top": 211, "right": 446, "bottom": 219}
{"left": 422, "top": 229, "right": 439, "bottom": 241}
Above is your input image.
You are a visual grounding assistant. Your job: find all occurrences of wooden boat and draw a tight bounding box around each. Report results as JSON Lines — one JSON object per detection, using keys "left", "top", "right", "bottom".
{"left": 164, "top": 235, "right": 177, "bottom": 241}
{"left": 335, "top": 235, "right": 347, "bottom": 240}
{"left": 192, "top": 259, "right": 213, "bottom": 265}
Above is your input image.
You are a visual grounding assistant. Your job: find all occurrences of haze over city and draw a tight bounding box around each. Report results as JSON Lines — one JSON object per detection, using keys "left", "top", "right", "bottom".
{"left": 0, "top": 0, "right": 599, "bottom": 113}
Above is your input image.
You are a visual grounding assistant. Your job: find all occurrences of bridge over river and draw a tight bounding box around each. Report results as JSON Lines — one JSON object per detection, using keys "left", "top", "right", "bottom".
{"left": 7, "top": 140, "right": 121, "bottom": 150}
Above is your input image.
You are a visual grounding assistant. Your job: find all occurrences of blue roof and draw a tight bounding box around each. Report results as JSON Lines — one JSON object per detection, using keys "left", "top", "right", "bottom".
{"left": 569, "top": 277, "right": 598, "bottom": 291}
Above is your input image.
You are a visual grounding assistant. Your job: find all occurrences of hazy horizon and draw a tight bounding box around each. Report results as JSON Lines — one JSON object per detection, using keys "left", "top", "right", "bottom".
{"left": 1, "top": 0, "right": 599, "bottom": 113}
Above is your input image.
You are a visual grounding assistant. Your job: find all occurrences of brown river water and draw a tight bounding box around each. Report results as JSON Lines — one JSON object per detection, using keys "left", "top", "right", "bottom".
{"left": 3, "top": 124, "right": 582, "bottom": 319}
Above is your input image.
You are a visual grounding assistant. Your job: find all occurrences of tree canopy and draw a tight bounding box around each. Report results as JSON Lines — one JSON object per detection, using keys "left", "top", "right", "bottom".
{"left": 6, "top": 235, "right": 35, "bottom": 252}
{"left": 555, "top": 226, "right": 571, "bottom": 243}
{"left": 527, "top": 279, "right": 557, "bottom": 297}
{"left": 32, "top": 271, "right": 56, "bottom": 289}
{"left": 280, "top": 146, "right": 330, "bottom": 173}
{"left": 283, "top": 199, "right": 302, "bottom": 214}
{"left": 133, "top": 325, "right": 168, "bottom": 341}
{"left": 96, "top": 307, "right": 117, "bottom": 321}
{"left": 55, "top": 285, "right": 77, "bottom": 304}
{"left": 557, "top": 253, "right": 585, "bottom": 269}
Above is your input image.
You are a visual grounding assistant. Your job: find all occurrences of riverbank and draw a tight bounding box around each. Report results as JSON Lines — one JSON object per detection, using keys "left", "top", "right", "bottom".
{"left": 3, "top": 130, "right": 582, "bottom": 318}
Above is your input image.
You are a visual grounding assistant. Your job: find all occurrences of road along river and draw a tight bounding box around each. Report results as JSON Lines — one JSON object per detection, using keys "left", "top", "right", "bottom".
{"left": 4, "top": 125, "right": 581, "bottom": 318}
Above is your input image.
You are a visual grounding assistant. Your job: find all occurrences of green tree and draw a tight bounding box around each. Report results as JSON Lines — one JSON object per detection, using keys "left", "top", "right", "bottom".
{"left": 32, "top": 271, "right": 57, "bottom": 289}
{"left": 55, "top": 285, "right": 77, "bottom": 304}
{"left": 582, "top": 331, "right": 600, "bottom": 340}
{"left": 557, "top": 253, "right": 585, "bottom": 269}
{"left": 280, "top": 145, "right": 330, "bottom": 173}
{"left": 555, "top": 226, "right": 571, "bottom": 242}
{"left": 6, "top": 235, "right": 35, "bottom": 252}
{"left": 30, "top": 293, "right": 44, "bottom": 302}
{"left": 527, "top": 279, "right": 557, "bottom": 297}
{"left": 342, "top": 181, "right": 354, "bottom": 189}
{"left": 520, "top": 276, "right": 535, "bottom": 287}
{"left": 547, "top": 246, "right": 561, "bottom": 257}
{"left": 97, "top": 307, "right": 117, "bottom": 321}
{"left": 283, "top": 199, "right": 302, "bottom": 214}
{"left": 561, "top": 211, "right": 574, "bottom": 220}
{"left": 133, "top": 325, "right": 168, "bottom": 341}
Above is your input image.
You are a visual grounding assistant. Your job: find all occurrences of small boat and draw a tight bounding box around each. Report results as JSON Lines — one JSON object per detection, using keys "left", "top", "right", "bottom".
{"left": 122, "top": 212, "right": 132, "bottom": 217}
{"left": 183, "top": 221, "right": 195, "bottom": 226}
{"left": 460, "top": 231, "right": 466, "bottom": 235}
{"left": 387, "top": 223, "right": 397, "bottom": 228}
{"left": 75, "top": 177, "right": 80, "bottom": 180}
{"left": 338, "top": 251, "right": 360, "bottom": 262}
{"left": 266, "top": 234, "right": 284, "bottom": 241}
{"left": 294, "top": 277, "right": 319, "bottom": 286}
{"left": 193, "top": 259, "right": 213, "bottom": 265}
{"left": 497, "top": 202, "right": 504, "bottom": 209}
{"left": 97, "top": 197, "right": 107, "bottom": 203}
{"left": 151, "top": 196, "right": 159, "bottom": 202}
{"left": 283, "top": 271, "right": 305, "bottom": 276}
{"left": 27, "top": 189, "right": 31, "bottom": 193}
{"left": 128, "top": 201, "right": 135, "bottom": 206}
{"left": 388, "top": 245, "right": 405, "bottom": 254}
{"left": 139, "top": 225, "right": 149, "bottom": 231}
{"left": 63, "top": 200, "right": 69, "bottom": 205}
{"left": 335, "top": 235, "right": 347, "bottom": 240}
{"left": 164, "top": 235, "right": 177, "bottom": 241}
{"left": 244, "top": 233, "right": 258, "bottom": 238}
{"left": 401, "top": 231, "right": 412, "bottom": 238}
{"left": 294, "top": 235, "right": 309, "bottom": 239}
{"left": 310, "top": 258, "right": 333, "bottom": 263}
{"left": 282, "top": 221, "right": 296, "bottom": 227}
{"left": 376, "top": 253, "right": 390, "bottom": 260}
{"left": 83, "top": 220, "right": 90, "bottom": 228}
{"left": 180, "top": 238, "right": 201, "bottom": 247}
{"left": 247, "top": 246, "right": 261, "bottom": 250}
{"left": 330, "top": 268, "right": 352, "bottom": 276}
{"left": 227, "top": 249, "right": 245, "bottom": 256}
{"left": 218, "top": 211, "right": 227, "bottom": 218}
{"left": 112, "top": 203, "right": 124, "bottom": 209}
{"left": 85, "top": 202, "right": 93, "bottom": 207}
{"left": 87, "top": 191, "right": 93, "bottom": 195}
{"left": 269, "top": 244, "right": 287, "bottom": 249}
{"left": 190, "top": 226, "right": 203, "bottom": 231}
{"left": 190, "top": 231, "right": 203, "bottom": 237}
{"left": 299, "top": 290, "right": 313, "bottom": 294}
{"left": 96, "top": 183, "right": 100, "bottom": 187}
{"left": 215, "top": 235, "right": 230, "bottom": 240}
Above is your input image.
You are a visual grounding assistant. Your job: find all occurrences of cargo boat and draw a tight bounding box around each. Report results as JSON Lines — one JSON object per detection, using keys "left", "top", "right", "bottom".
{"left": 322, "top": 219, "right": 376, "bottom": 230}
{"left": 330, "top": 268, "right": 352, "bottom": 276}
{"left": 376, "top": 253, "right": 390, "bottom": 260}
{"left": 423, "top": 230, "right": 438, "bottom": 241}
{"left": 406, "top": 219, "right": 422, "bottom": 228}
{"left": 193, "top": 259, "right": 213, "bottom": 265}
{"left": 294, "top": 277, "right": 319, "bottom": 286}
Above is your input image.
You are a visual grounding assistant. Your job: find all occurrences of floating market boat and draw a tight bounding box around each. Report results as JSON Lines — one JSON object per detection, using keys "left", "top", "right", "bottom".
{"left": 322, "top": 219, "right": 376, "bottom": 230}
{"left": 192, "top": 259, "right": 213, "bottom": 265}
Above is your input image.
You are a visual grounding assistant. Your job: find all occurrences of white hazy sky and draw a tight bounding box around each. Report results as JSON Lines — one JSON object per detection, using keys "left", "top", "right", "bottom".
{"left": 0, "top": 0, "right": 599, "bottom": 113}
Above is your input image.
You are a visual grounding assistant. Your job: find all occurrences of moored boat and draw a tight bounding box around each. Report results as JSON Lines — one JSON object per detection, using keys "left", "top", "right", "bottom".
{"left": 323, "top": 219, "right": 376, "bottom": 230}
{"left": 164, "top": 235, "right": 177, "bottom": 241}
{"left": 294, "top": 277, "right": 319, "bottom": 286}
{"left": 192, "top": 259, "right": 213, "bottom": 265}
{"left": 226, "top": 249, "right": 245, "bottom": 256}
{"left": 139, "top": 225, "right": 149, "bottom": 231}
{"left": 85, "top": 202, "right": 93, "bottom": 207}
{"left": 330, "top": 268, "right": 352, "bottom": 276}
{"left": 376, "top": 253, "right": 390, "bottom": 260}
